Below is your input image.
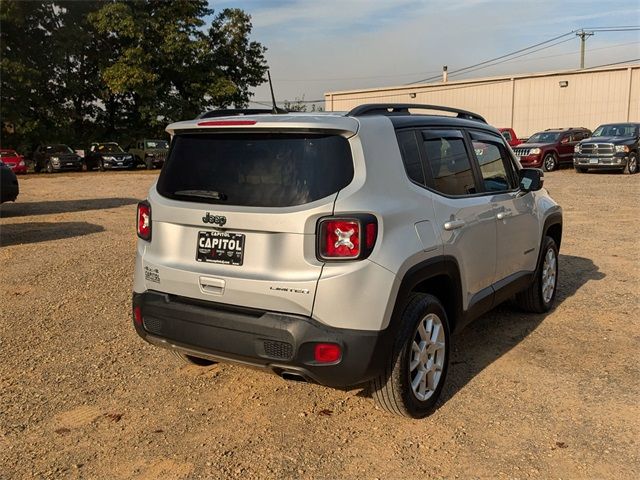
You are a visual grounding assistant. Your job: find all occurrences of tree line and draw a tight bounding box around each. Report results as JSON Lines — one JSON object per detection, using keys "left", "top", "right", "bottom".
{"left": 0, "top": 0, "right": 268, "bottom": 154}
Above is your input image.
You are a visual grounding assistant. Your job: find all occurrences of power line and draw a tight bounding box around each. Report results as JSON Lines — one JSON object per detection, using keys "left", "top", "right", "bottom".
{"left": 406, "top": 30, "right": 577, "bottom": 84}
{"left": 447, "top": 37, "right": 576, "bottom": 79}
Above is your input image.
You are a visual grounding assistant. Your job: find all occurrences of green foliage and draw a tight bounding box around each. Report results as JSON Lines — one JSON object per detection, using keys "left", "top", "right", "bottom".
{"left": 0, "top": 0, "right": 267, "bottom": 154}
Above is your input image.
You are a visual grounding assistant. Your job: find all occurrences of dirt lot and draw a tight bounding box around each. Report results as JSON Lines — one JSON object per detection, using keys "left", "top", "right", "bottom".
{"left": 1, "top": 169, "right": 638, "bottom": 479}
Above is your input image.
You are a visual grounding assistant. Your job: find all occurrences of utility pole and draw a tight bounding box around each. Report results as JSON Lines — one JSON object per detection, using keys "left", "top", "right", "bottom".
{"left": 576, "top": 30, "right": 594, "bottom": 69}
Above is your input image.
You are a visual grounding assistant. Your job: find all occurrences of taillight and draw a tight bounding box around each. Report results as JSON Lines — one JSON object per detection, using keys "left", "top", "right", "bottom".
{"left": 137, "top": 201, "right": 151, "bottom": 241}
{"left": 317, "top": 214, "right": 377, "bottom": 261}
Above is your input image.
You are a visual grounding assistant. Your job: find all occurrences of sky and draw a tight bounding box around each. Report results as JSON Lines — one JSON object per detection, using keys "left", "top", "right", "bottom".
{"left": 209, "top": 0, "right": 640, "bottom": 107}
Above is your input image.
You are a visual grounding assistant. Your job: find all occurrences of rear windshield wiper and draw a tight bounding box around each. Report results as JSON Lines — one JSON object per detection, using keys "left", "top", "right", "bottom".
{"left": 173, "top": 189, "right": 228, "bottom": 201}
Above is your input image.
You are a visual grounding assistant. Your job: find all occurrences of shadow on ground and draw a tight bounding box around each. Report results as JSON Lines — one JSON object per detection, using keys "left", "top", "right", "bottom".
{"left": 0, "top": 197, "right": 139, "bottom": 218}
{"left": 0, "top": 222, "right": 105, "bottom": 247}
{"left": 358, "top": 254, "right": 605, "bottom": 407}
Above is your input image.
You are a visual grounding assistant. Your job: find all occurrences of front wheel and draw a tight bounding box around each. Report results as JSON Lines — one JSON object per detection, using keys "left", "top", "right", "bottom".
{"left": 543, "top": 153, "right": 558, "bottom": 172}
{"left": 45, "top": 161, "right": 53, "bottom": 174}
{"left": 623, "top": 153, "right": 638, "bottom": 175}
{"left": 370, "top": 293, "right": 450, "bottom": 418}
{"left": 145, "top": 158, "right": 154, "bottom": 170}
{"left": 515, "top": 236, "right": 558, "bottom": 313}
{"left": 98, "top": 160, "right": 105, "bottom": 172}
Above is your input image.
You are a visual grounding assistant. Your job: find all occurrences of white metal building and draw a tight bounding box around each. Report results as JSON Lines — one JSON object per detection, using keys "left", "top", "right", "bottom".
{"left": 324, "top": 64, "right": 640, "bottom": 137}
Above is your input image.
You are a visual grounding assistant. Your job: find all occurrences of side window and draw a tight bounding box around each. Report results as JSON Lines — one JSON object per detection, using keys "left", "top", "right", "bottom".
{"left": 396, "top": 130, "right": 425, "bottom": 185}
{"left": 470, "top": 131, "right": 516, "bottom": 193}
{"left": 422, "top": 130, "right": 476, "bottom": 196}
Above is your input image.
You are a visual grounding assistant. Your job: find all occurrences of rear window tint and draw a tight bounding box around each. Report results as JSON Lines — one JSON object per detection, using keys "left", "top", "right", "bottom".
{"left": 157, "top": 133, "right": 354, "bottom": 207}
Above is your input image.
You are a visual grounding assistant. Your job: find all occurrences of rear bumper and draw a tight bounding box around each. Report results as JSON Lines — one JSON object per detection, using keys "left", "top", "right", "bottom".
{"left": 132, "top": 291, "right": 391, "bottom": 387}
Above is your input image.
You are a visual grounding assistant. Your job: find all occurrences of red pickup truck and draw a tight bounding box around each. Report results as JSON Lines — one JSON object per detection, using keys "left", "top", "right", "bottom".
{"left": 499, "top": 128, "right": 522, "bottom": 147}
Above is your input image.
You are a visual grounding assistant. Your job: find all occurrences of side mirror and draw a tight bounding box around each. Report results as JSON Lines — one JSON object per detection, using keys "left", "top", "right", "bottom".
{"left": 519, "top": 168, "right": 544, "bottom": 192}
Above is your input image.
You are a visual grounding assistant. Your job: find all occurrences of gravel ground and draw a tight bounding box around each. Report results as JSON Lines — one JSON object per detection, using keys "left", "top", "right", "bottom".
{"left": 1, "top": 169, "right": 638, "bottom": 479}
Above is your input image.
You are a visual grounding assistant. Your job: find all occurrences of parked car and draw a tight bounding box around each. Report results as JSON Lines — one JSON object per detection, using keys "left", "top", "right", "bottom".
{"left": 128, "top": 139, "right": 169, "bottom": 169}
{"left": 33, "top": 144, "right": 82, "bottom": 173}
{"left": 0, "top": 149, "right": 27, "bottom": 174}
{"left": 131, "top": 104, "right": 563, "bottom": 418}
{"left": 0, "top": 160, "right": 19, "bottom": 202}
{"left": 513, "top": 127, "right": 591, "bottom": 171}
{"left": 84, "top": 142, "right": 135, "bottom": 171}
{"left": 573, "top": 123, "right": 639, "bottom": 174}
{"left": 498, "top": 128, "right": 522, "bottom": 147}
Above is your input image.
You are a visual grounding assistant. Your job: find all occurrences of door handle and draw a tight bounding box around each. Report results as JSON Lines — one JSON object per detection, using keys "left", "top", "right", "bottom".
{"left": 199, "top": 276, "right": 225, "bottom": 295}
{"left": 443, "top": 219, "right": 465, "bottom": 231}
{"left": 496, "top": 212, "right": 512, "bottom": 220}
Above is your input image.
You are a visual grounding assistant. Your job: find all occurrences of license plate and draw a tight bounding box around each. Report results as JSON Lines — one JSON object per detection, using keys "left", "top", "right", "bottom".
{"left": 589, "top": 158, "right": 598, "bottom": 164}
{"left": 66, "top": 162, "right": 73, "bottom": 165}
{"left": 196, "top": 231, "right": 245, "bottom": 266}
{"left": 117, "top": 162, "right": 123, "bottom": 165}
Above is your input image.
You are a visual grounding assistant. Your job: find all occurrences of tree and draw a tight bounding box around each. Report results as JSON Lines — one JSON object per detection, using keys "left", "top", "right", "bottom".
{"left": 0, "top": 1, "right": 268, "bottom": 152}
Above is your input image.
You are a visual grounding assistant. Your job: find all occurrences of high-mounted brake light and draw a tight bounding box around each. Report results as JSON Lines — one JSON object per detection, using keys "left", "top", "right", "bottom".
{"left": 137, "top": 201, "right": 151, "bottom": 241}
{"left": 197, "top": 120, "right": 257, "bottom": 127}
{"left": 317, "top": 215, "right": 377, "bottom": 261}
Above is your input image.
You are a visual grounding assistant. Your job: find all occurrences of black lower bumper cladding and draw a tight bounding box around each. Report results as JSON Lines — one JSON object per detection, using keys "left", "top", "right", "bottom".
{"left": 132, "top": 291, "right": 392, "bottom": 387}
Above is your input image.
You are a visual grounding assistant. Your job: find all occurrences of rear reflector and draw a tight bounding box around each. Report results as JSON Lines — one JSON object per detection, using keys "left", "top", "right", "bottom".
{"left": 197, "top": 120, "right": 257, "bottom": 126}
{"left": 137, "top": 201, "right": 151, "bottom": 241}
{"left": 314, "top": 343, "right": 342, "bottom": 363}
{"left": 133, "top": 306, "right": 142, "bottom": 326}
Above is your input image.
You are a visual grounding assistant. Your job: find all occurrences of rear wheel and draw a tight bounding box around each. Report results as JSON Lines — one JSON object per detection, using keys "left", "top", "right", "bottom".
{"left": 543, "top": 153, "right": 558, "bottom": 172}
{"left": 370, "top": 293, "right": 450, "bottom": 418}
{"left": 171, "top": 350, "right": 216, "bottom": 367}
{"left": 515, "top": 236, "right": 558, "bottom": 313}
{"left": 623, "top": 153, "right": 638, "bottom": 174}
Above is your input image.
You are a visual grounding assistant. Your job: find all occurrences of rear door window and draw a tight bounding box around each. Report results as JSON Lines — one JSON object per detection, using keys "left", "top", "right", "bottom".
{"left": 421, "top": 129, "right": 478, "bottom": 196}
{"left": 157, "top": 132, "right": 354, "bottom": 207}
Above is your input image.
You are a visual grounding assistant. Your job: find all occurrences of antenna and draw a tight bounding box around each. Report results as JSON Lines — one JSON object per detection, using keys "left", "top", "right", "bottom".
{"left": 267, "top": 70, "right": 287, "bottom": 114}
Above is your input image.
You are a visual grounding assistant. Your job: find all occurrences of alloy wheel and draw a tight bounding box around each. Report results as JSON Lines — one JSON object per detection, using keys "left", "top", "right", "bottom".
{"left": 541, "top": 247, "right": 557, "bottom": 304}
{"left": 409, "top": 313, "right": 446, "bottom": 401}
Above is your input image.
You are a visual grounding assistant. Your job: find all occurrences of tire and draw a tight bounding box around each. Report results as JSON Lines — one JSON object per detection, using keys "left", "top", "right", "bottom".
{"left": 515, "top": 236, "right": 559, "bottom": 313}
{"left": 81, "top": 162, "right": 88, "bottom": 172}
{"left": 98, "top": 160, "right": 105, "bottom": 172}
{"left": 575, "top": 166, "right": 587, "bottom": 173}
{"left": 623, "top": 153, "right": 638, "bottom": 175}
{"left": 145, "top": 158, "right": 153, "bottom": 170}
{"left": 34, "top": 163, "right": 42, "bottom": 173}
{"left": 171, "top": 350, "right": 216, "bottom": 367}
{"left": 542, "top": 153, "right": 558, "bottom": 172}
{"left": 45, "top": 161, "right": 53, "bottom": 174}
{"left": 370, "top": 293, "right": 450, "bottom": 418}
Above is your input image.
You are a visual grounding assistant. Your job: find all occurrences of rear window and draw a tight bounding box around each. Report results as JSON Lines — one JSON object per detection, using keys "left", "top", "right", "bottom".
{"left": 157, "top": 132, "right": 354, "bottom": 207}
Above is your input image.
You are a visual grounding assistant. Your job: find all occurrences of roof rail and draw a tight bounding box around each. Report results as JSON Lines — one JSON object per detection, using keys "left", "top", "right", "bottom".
{"left": 346, "top": 103, "right": 486, "bottom": 123}
{"left": 197, "top": 108, "right": 288, "bottom": 119}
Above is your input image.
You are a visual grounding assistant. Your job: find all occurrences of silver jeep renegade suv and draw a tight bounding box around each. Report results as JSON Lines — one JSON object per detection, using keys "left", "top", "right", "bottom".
{"left": 132, "top": 104, "right": 562, "bottom": 418}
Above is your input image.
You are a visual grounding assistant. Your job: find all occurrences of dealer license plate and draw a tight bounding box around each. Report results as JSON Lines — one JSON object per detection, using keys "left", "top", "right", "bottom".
{"left": 196, "top": 231, "right": 245, "bottom": 266}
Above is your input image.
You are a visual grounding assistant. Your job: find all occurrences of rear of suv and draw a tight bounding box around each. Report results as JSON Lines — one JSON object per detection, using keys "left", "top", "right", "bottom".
{"left": 513, "top": 127, "right": 591, "bottom": 171}
{"left": 133, "top": 104, "right": 563, "bottom": 418}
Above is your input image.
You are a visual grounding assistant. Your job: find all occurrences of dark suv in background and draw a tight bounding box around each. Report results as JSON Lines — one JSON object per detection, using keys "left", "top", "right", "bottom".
{"left": 513, "top": 127, "right": 591, "bottom": 171}
{"left": 33, "top": 144, "right": 83, "bottom": 173}
{"left": 573, "top": 123, "right": 639, "bottom": 174}
{"left": 84, "top": 142, "right": 135, "bottom": 171}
